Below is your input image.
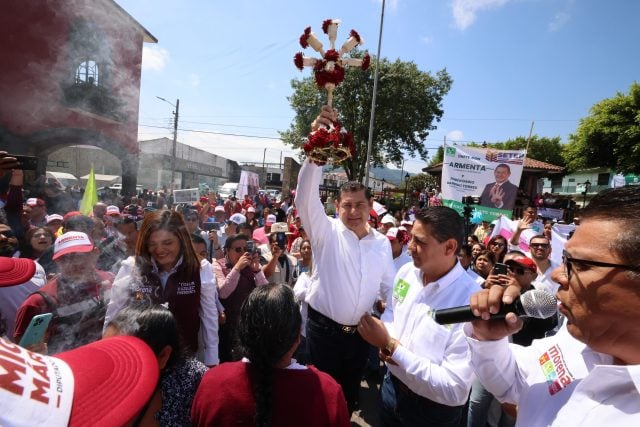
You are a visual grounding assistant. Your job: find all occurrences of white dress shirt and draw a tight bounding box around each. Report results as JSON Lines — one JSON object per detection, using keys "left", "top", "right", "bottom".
{"left": 295, "top": 160, "right": 396, "bottom": 326}
{"left": 105, "top": 256, "right": 219, "bottom": 365}
{"left": 464, "top": 323, "right": 640, "bottom": 426}
{"left": 383, "top": 261, "right": 480, "bottom": 406}
{"left": 392, "top": 250, "right": 413, "bottom": 274}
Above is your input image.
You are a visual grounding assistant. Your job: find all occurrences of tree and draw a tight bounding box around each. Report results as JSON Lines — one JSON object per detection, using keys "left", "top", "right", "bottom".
{"left": 280, "top": 52, "right": 453, "bottom": 181}
{"left": 563, "top": 82, "right": 640, "bottom": 174}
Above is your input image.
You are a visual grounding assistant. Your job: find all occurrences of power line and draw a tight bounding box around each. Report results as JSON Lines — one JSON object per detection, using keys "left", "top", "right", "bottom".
{"left": 139, "top": 124, "right": 282, "bottom": 140}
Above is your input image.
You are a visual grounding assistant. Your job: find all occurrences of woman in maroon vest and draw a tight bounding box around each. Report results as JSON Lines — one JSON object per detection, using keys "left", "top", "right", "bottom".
{"left": 212, "top": 233, "right": 267, "bottom": 362}
{"left": 105, "top": 210, "right": 220, "bottom": 366}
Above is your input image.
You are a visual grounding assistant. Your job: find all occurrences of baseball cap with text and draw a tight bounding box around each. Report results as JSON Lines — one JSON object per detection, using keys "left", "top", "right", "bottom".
{"left": 0, "top": 336, "right": 159, "bottom": 427}
{"left": 52, "top": 231, "right": 94, "bottom": 261}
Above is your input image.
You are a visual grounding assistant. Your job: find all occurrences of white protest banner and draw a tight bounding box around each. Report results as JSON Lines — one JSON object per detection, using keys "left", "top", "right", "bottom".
{"left": 442, "top": 146, "right": 526, "bottom": 221}
{"left": 173, "top": 188, "right": 199, "bottom": 204}
{"left": 489, "top": 215, "right": 574, "bottom": 266}
{"left": 237, "top": 171, "right": 260, "bottom": 200}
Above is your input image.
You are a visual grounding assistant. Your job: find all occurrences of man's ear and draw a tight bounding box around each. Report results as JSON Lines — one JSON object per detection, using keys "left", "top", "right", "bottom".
{"left": 444, "top": 239, "right": 458, "bottom": 256}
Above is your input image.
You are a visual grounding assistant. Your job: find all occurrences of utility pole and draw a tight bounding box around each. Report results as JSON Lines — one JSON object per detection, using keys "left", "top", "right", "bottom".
{"left": 262, "top": 148, "right": 267, "bottom": 189}
{"left": 171, "top": 99, "right": 179, "bottom": 190}
{"left": 157, "top": 96, "right": 179, "bottom": 190}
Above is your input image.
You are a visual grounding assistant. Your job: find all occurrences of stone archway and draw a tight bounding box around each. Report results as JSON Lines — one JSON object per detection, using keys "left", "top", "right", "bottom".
{"left": 23, "top": 127, "right": 139, "bottom": 196}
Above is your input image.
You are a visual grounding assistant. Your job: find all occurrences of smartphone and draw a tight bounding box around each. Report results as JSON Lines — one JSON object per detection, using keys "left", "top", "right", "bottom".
{"left": 19, "top": 313, "right": 53, "bottom": 348}
{"left": 12, "top": 155, "right": 39, "bottom": 171}
{"left": 246, "top": 240, "right": 257, "bottom": 254}
{"left": 276, "top": 232, "right": 286, "bottom": 249}
{"left": 492, "top": 262, "right": 509, "bottom": 275}
{"left": 201, "top": 222, "right": 220, "bottom": 231}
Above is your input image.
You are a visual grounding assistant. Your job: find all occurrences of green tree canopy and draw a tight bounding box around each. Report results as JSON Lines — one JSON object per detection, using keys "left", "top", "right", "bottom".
{"left": 563, "top": 82, "right": 640, "bottom": 174}
{"left": 280, "top": 52, "right": 452, "bottom": 181}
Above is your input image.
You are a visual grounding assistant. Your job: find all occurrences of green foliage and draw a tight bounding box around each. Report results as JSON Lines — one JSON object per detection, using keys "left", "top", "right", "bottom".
{"left": 563, "top": 82, "right": 640, "bottom": 174}
{"left": 429, "top": 146, "right": 444, "bottom": 166}
{"left": 280, "top": 51, "right": 452, "bottom": 181}
{"left": 467, "top": 136, "right": 565, "bottom": 166}
{"left": 407, "top": 173, "right": 436, "bottom": 192}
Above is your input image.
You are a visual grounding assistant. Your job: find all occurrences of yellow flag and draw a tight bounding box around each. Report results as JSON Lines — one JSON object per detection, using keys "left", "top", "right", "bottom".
{"left": 80, "top": 166, "right": 98, "bottom": 215}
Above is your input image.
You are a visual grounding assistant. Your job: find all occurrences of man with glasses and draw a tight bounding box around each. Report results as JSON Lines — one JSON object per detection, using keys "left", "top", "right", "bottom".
{"left": 466, "top": 185, "right": 640, "bottom": 425}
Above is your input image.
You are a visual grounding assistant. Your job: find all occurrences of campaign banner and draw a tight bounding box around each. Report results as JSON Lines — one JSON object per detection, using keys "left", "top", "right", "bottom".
{"left": 237, "top": 170, "right": 260, "bottom": 200}
{"left": 173, "top": 188, "right": 199, "bottom": 204}
{"left": 442, "top": 146, "right": 526, "bottom": 221}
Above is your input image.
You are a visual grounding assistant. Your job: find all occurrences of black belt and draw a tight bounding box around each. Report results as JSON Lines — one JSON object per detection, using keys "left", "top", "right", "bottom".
{"left": 308, "top": 306, "right": 358, "bottom": 334}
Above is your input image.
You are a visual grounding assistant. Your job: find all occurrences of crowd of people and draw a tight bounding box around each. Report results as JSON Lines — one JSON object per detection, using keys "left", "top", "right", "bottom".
{"left": 1, "top": 113, "right": 639, "bottom": 427}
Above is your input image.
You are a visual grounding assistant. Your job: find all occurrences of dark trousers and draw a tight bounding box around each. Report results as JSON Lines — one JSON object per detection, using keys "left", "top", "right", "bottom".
{"left": 381, "top": 372, "right": 464, "bottom": 427}
{"left": 306, "top": 307, "right": 369, "bottom": 413}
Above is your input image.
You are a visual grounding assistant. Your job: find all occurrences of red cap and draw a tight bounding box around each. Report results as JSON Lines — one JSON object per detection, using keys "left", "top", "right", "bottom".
{"left": 0, "top": 258, "right": 36, "bottom": 287}
{"left": 0, "top": 336, "right": 159, "bottom": 427}
{"left": 506, "top": 256, "right": 537, "bottom": 272}
{"left": 61, "top": 336, "right": 159, "bottom": 426}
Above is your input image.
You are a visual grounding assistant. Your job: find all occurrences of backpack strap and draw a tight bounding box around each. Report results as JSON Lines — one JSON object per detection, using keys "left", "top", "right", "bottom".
{"left": 34, "top": 290, "right": 59, "bottom": 319}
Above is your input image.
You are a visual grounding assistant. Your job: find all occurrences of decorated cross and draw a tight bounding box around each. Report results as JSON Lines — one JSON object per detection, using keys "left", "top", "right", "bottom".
{"left": 294, "top": 19, "right": 370, "bottom": 165}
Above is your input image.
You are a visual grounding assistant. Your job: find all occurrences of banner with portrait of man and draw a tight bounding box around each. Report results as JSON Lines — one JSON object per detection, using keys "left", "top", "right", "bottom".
{"left": 441, "top": 146, "right": 526, "bottom": 221}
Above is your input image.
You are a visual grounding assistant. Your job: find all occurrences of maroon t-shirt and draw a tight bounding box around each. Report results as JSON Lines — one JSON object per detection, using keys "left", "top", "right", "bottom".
{"left": 191, "top": 361, "right": 350, "bottom": 427}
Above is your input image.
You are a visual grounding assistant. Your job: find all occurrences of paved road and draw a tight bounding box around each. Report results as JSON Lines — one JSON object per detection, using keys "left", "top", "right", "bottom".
{"left": 351, "top": 372, "right": 383, "bottom": 426}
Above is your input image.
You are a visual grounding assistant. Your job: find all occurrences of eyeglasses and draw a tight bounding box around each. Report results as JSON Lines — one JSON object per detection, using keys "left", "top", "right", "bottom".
{"left": 506, "top": 264, "right": 526, "bottom": 275}
{"left": 530, "top": 243, "right": 550, "bottom": 249}
{"left": 491, "top": 242, "right": 505, "bottom": 248}
{"left": 231, "top": 247, "right": 246, "bottom": 253}
{"left": 0, "top": 229, "right": 16, "bottom": 238}
{"left": 562, "top": 249, "right": 640, "bottom": 281}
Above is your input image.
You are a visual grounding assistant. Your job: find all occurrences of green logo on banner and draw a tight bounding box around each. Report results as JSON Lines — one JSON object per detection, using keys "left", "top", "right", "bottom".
{"left": 393, "top": 278, "right": 410, "bottom": 303}
{"left": 446, "top": 147, "right": 457, "bottom": 156}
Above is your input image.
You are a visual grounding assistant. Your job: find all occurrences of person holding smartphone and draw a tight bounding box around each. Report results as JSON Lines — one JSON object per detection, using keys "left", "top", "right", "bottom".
{"left": 261, "top": 222, "right": 298, "bottom": 287}
{"left": 213, "top": 234, "right": 266, "bottom": 362}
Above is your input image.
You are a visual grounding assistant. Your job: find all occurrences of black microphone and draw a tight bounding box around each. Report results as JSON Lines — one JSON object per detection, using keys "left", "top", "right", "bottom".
{"left": 433, "top": 289, "right": 558, "bottom": 325}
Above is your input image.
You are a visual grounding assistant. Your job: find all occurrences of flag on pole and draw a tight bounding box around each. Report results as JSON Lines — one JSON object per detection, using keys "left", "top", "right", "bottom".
{"left": 80, "top": 166, "right": 98, "bottom": 215}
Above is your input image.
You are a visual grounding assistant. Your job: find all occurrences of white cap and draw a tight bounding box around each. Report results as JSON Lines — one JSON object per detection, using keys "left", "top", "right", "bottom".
{"left": 105, "top": 205, "right": 120, "bottom": 216}
{"left": 247, "top": 206, "right": 256, "bottom": 213}
{"left": 53, "top": 231, "right": 94, "bottom": 260}
{"left": 270, "top": 222, "right": 293, "bottom": 235}
{"left": 214, "top": 205, "right": 225, "bottom": 213}
{"left": 266, "top": 214, "right": 277, "bottom": 225}
{"left": 46, "top": 214, "right": 64, "bottom": 224}
{"left": 228, "top": 213, "right": 246, "bottom": 225}
{"left": 381, "top": 214, "right": 396, "bottom": 226}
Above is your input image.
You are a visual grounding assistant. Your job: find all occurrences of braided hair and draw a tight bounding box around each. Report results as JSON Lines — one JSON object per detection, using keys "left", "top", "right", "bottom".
{"left": 237, "top": 284, "right": 302, "bottom": 427}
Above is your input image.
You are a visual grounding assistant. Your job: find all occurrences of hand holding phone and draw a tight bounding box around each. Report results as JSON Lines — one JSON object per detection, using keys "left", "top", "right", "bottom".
{"left": 19, "top": 313, "right": 53, "bottom": 348}
{"left": 492, "top": 262, "right": 509, "bottom": 276}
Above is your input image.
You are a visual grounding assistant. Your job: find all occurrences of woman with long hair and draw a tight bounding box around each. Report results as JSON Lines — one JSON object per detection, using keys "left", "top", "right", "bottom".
{"left": 213, "top": 233, "right": 267, "bottom": 362}
{"left": 20, "top": 226, "right": 55, "bottom": 261}
{"left": 487, "top": 235, "right": 508, "bottom": 263}
{"left": 104, "top": 303, "right": 207, "bottom": 426}
{"left": 105, "top": 209, "right": 219, "bottom": 366}
{"left": 191, "top": 284, "right": 350, "bottom": 427}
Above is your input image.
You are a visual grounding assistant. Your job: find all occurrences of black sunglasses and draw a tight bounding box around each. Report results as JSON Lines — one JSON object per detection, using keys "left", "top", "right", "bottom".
{"left": 562, "top": 250, "right": 640, "bottom": 281}
{"left": 506, "top": 264, "right": 526, "bottom": 275}
{"left": 530, "top": 243, "right": 550, "bottom": 249}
